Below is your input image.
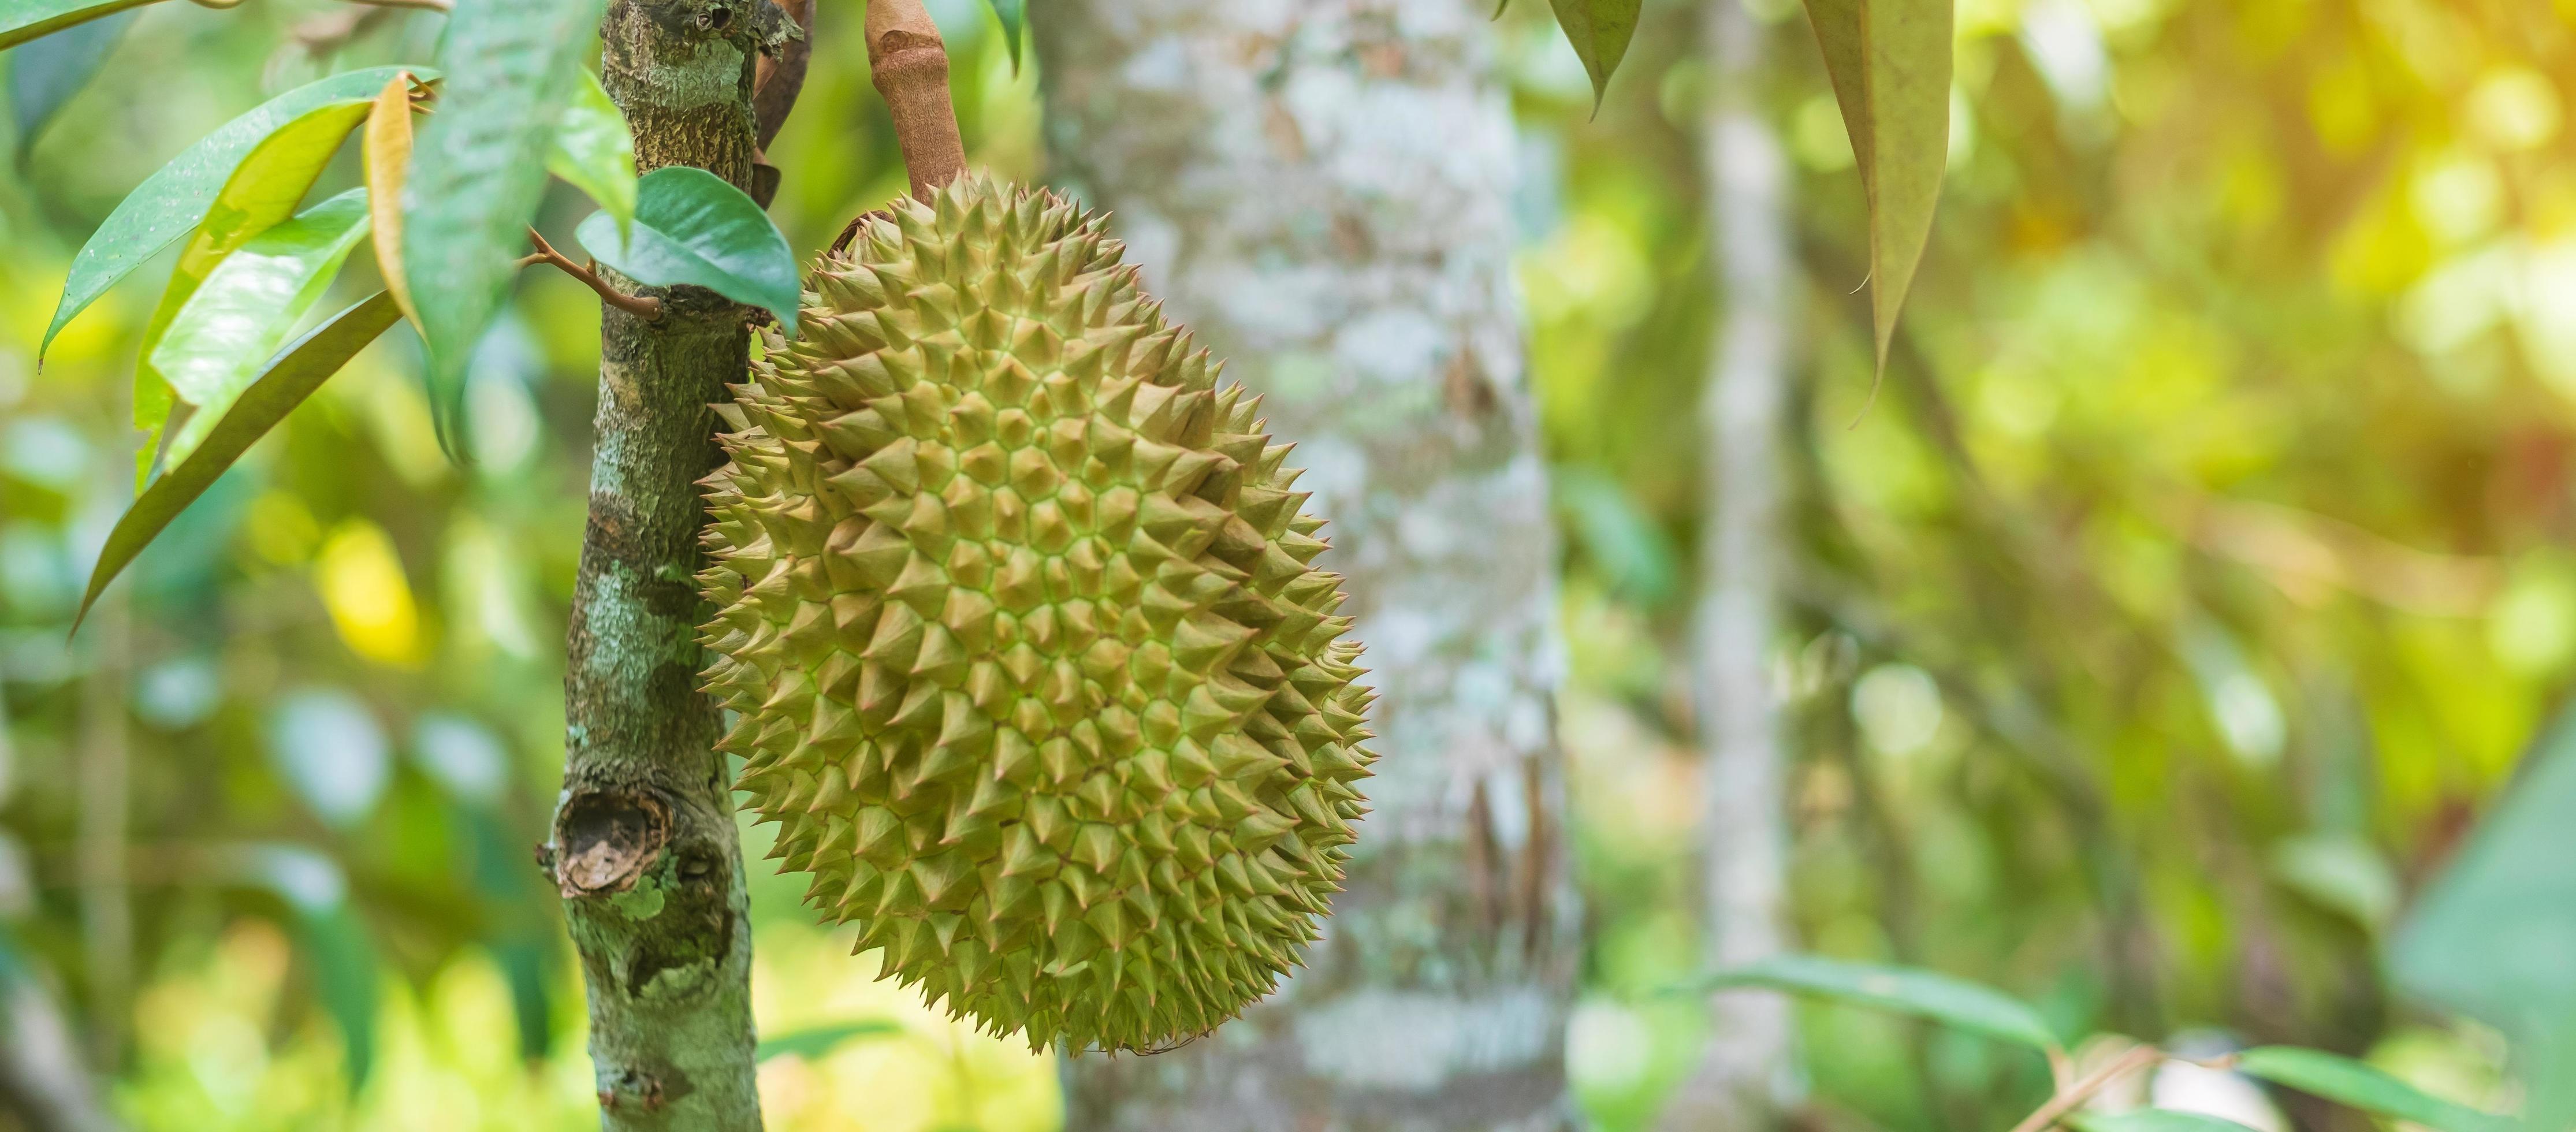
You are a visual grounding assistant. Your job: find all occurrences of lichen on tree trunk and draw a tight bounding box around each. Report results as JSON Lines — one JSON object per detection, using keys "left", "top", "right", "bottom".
{"left": 1036, "top": 2, "right": 1577, "bottom": 1128}
{"left": 547, "top": 2, "right": 764, "bottom": 1127}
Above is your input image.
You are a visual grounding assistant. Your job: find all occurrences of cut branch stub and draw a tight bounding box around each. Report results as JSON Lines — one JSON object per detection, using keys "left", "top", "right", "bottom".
{"left": 865, "top": 0, "right": 965, "bottom": 200}
{"left": 553, "top": 789, "right": 670, "bottom": 898}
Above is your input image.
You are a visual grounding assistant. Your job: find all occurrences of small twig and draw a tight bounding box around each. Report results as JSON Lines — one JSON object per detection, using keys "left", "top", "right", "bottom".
{"left": 523, "top": 228, "right": 662, "bottom": 321}
{"left": 2005, "top": 1044, "right": 2165, "bottom": 1132}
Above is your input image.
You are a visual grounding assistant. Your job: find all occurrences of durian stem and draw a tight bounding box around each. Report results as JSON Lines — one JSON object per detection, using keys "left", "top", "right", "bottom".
{"left": 865, "top": 0, "right": 966, "bottom": 200}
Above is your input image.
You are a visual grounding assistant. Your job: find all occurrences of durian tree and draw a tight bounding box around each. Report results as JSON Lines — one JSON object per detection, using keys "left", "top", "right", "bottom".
{"left": 6, "top": 0, "right": 1960, "bottom": 1126}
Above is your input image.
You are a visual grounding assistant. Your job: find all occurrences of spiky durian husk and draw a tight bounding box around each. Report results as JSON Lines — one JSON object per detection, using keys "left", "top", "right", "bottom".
{"left": 697, "top": 175, "right": 1376, "bottom": 1054}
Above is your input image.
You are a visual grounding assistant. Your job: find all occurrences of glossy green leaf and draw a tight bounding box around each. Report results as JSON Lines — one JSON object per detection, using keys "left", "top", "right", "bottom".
{"left": 545, "top": 69, "right": 634, "bottom": 237}
{"left": 575, "top": 165, "right": 799, "bottom": 334}
{"left": 985, "top": 0, "right": 1025, "bottom": 70}
{"left": 74, "top": 293, "right": 400, "bottom": 630}
{"left": 755, "top": 1020, "right": 904, "bottom": 1062}
{"left": 2071, "top": 1112, "right": 2265, "bottom": 1132}
{"left": 7, "top": 6, "right": 129, "bottom": 156}
{"left": 1679, "top": 954, "right": 2059, "bottom": 1052}
{"left": 153, "top": 187, "right": 371, "bottom": 468}
{"left": 2234, "top": 1047, "right": 2509, "bottom": 1132}
{"left": 131, "top": 97, "right": 374, "bottom": 484}
{"left": 40, "top": 66, "right": 421, "bottom": 362}
{"left": 2393, "top": 703, "right": 2576, "bottom": 1130}
{"left": 0, "top": 0, "right": 158, "bottom": 51}
{"left": 1548, "top": 0, "right": 1640, "bottom": 107}
{"left": 1803, "top": 0, "right": 1950, "bottom": 375}
{"left": 403, "top": 0, "right": 608, "bottom": 452}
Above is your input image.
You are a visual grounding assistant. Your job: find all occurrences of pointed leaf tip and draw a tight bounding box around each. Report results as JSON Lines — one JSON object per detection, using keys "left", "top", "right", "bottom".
{"left": 1548, "top": 0, "right": 1641, "bottom": 108}
{"left": 75, "top": 293, "right": 401, "bottom": 635}
{"left": 985, "top": 0, "right": 1026, "bottom": 72}
{"left": 1802, "top": 0, "right": 1950, "bottom": 376}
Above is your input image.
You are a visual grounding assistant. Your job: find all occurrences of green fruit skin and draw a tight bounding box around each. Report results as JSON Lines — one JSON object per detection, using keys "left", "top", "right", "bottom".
{"left": 699, "top": 175, "right": 1376, "bottom": 1055}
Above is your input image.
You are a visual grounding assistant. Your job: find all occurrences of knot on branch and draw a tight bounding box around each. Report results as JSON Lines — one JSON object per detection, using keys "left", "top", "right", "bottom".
{"left": 552, "top": 790, "right": 669, "bottom": 898}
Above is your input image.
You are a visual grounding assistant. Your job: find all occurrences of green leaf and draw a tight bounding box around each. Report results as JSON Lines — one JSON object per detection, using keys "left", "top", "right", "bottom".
{"left": 1678, "top": 954, "right": 2059, "bottom": 1052}
{"left": 2070, "top": 1112, "right": 2265, "bottom": 1132}
{"left": 152, "top": 188, "right": 372, "bottom": 468}
{"left": 575, "top": 165, "right": 800, "bottom": 334}
{"left": 131, "top": 96, "right": 375, "bottom": 483}
{"left": 402, "top": 0, "right": 608, "bottom": 450}
{"left": 40, "top": 66, "right": 423, "bottom": 361}
{"left": 1553, "top": 466, "right": 1678, "bottom": 607}
{"left": 1548, "top": 0, "right": 1640, "bottom": 108}
{"left": 2234, "top": 1047, "right": 2510, "bottom": 1132}
{"left": 2393, "top": 702, "right": 2576, "bottom": 1130}
{"left": 217, "top": 843, "right": 378, "bottom": 1091}
{"left": 0, "top": 0, "right": 158, "bottom": 51}
{"left": 755, "top": 1020, "right": 904, "bottom": 1062}
{"left": 74, "top": 293, "right": 400, "bottom": 630}
{"left": 1802, "top": 0, "right": 1950, "bottom": 375}
{"left": 8, "top": 6, "right": 129, "bottom": 156}
{"left": 545, "top": 69, "right": 634, "bottom": 237}
{"left": 985, "top": 0, "right": 1025, "bottom": 70}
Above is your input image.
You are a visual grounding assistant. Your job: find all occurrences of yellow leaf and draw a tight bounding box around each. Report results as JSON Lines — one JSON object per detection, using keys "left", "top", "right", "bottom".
{"left": 317, "top": 520, "right": 423, "bottom": 667}
{"left": 364, "top": 72, "right": 422, "bottom": 332}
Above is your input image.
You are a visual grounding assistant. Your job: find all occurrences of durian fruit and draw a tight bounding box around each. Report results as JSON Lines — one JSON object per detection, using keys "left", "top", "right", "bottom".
{"left": 697, "top": 174, "right": 1376, "bottom": 1054}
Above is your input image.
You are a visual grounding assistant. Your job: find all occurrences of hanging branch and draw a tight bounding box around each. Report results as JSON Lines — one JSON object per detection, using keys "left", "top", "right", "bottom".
{"left": 865, "top": 0, "right": 965, "bottom": 199}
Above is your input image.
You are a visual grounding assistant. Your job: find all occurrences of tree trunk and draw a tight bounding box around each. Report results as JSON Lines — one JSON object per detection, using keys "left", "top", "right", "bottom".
{"left": 1035, "top": 3, "right": 1576, "bottom": 1129}
{"left": 76, "top": 576, "right": 128, "bottom": 1073}
{"left": 1658, "top": 2, "right": 1799, "bottom": 1127}
{"left": 544, "top": 3, "right": 764, "bottom": 1127}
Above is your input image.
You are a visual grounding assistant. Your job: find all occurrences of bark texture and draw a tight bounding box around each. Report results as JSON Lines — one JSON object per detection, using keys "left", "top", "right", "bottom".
{"left": 1658, "top": 2, "right": 1799, "bottom": 1126}
{"left": 1036, "top": 3, "right": 1576, "bottom": 1129}
{"left": 548, "top": 2, "right": 764, "bottom": 1127}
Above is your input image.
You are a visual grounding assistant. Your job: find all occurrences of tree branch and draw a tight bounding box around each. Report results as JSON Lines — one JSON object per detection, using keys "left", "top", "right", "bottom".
{"left": 751, "top": 0, "right": 811, "bottom": 150}
{"left": 521, "top": 228, "right": 662, "bottom": 321}
{"left": 865, "top": 0, "right": 965, "bottom": 200}
{"left": 550, "top": 2, "right": 766, "bottom": 1126}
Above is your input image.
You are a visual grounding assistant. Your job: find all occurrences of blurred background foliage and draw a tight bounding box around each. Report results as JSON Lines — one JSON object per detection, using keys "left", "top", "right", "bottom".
{"left": 0, "top": 0, "right": 2566, "bottom": 1127}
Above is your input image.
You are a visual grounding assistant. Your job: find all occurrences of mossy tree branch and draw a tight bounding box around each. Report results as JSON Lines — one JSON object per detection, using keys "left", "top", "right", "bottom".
{"left": 545, "top": 1, "right": 769, "bottom": 1127}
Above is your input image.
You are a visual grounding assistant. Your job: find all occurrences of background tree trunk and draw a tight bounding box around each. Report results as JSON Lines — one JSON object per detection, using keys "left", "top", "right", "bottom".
{"left": 544, "top": 2, "right": 765, "bottom": 1127}
{"left": 1035, "top": 3, "right": 1576, "bottom": 1129}
{"left": 1658, "top": 1, "right": 1799, "bottom": 1127}
{"left": 0, "top": 966, "right": 121, "bottom": 1132}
